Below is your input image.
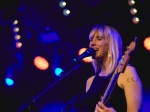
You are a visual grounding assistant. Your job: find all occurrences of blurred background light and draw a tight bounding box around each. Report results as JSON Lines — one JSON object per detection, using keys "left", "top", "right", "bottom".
{"left": 15, "top": 52, "right": 23, "bottom": 71}
{"left": 16, "top": 42, "right": 22, "bottom": 48}
{"left": 13, "top": 20, "right": 18, "bottom": 25}
{"left": 63, "top": 9, "right": 70, "bottom": 16}
{"left": 14, "top": 34, "right": 21, "bottom": 40}
{"left": 59, "top": 1, "right": 66, "bottom": 8}
{"left": 54, "top": 67, "right": 63, "bottom": 76}
{"left": 13, "top": 27, "right": 19, "bottom": 33}
{"left": 128, "top": 0, "right": 135, "bottom": 6}
{"left": 144, "top": 37, "right": 150, "bottom": 51}
{"left": 130, "top": 8, "right": 137, "bottom": 15}
{"left": 40, "top": 101, "right": 68, "bottom": 112}
{"left": 38, "top": 31, "right": 60, "bottom": 44}
{"left": 5, "top": 78, "right": 14, "bottom": 86}
{"left": 45, "top": 26, "right": 50, "bottom": 31}
{"left": 5, "top": 65, "right": 14, "bottom": 87}
{"left": 34, "top": 56, "right": 49, "bottom": 70}
{"left": 78, "top": 48, "right": 92, "bottom": 63}
{"left": 132, "top": 17, "right": 139, "bottom": 24}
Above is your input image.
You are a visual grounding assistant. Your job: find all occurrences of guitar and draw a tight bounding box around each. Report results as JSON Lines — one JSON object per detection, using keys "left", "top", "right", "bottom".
{"left": 100, "top": 37, "right": 137, "bottom": 104}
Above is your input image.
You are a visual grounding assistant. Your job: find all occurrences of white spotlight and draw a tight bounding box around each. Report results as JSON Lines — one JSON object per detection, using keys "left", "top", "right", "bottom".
{"left": 128, "top": 0, "right": 135, "bottom": 6}
{"left": 16, "top": 42, "right": 22, "bottom": 48}
{"left": 59, "top": 1, "right": 66, "bottom": 8}
{"left": 132, "top": 17, "right": 139, "bottom": 24}
{"left": 13, "top": 20, "right": 18, "bottom": 25}
{"left": 130, "top": 8, "right": 137, "bottom": 15}
{"left": 13, "top": 27, "right": 19, "bottom": 33}
{"left": 14, "top": 34, "right": 21, "bottom": 40}
{"left": 63, "top": 9, "right": 70, "bottom": 16}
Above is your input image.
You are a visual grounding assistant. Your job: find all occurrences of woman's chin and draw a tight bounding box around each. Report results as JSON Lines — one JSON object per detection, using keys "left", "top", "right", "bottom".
{"left": 92, "top": 55, "right": 99, "bottom": 60}
{"left": 93, "top": 56, "right": 103, "bottom": 61}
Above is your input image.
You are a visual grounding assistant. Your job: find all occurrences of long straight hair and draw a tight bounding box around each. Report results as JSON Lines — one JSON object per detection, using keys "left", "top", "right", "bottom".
{"left": 90, "top": 24, "right": 122, "bottom": 75}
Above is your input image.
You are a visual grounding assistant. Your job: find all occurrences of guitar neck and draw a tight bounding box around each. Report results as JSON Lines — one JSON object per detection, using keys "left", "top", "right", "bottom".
{"left": 100, "top": 67, "right": 120, "bottom": 104}
{"left": 100, "top": 38, "right": 136, "bottom": 104}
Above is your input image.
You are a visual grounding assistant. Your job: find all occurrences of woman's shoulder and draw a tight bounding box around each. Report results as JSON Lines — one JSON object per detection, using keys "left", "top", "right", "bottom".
{"left": 123, "top": 65, "right": 138, "bottom": 77}
{"left": 118, "top": 65, "right": 137, "bottom": 77}
{"left": 118, "top": 65, "right": 141, "bottom": 88}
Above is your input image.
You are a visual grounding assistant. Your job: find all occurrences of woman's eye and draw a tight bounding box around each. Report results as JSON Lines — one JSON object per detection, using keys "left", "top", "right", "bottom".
{"left": 98, "top": 38, "right": 102, "bottom": 40}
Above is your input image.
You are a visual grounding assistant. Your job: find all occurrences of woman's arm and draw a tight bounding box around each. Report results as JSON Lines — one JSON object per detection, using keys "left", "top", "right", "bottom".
{"left": 120, "top": 66, "right": 143, "bottom": 112}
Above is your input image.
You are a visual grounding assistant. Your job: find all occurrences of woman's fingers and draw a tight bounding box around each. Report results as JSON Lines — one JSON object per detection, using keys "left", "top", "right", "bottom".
{"left": 95, "top": 102, "right": 116, "bottom": 112}
{"left": 98, "top": 102, "right": 108, "bottom": 111}
{"left": 95, "top": 104, "right": 103, "bottom": 112}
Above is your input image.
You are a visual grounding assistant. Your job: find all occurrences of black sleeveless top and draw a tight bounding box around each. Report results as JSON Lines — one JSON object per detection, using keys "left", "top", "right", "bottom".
{"left": 84, "top": 74, "right": 127, "bottom": 112}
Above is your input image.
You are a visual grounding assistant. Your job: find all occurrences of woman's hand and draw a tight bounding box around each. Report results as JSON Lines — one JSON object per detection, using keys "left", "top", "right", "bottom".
{"left": 94, "top": 102, "right": 116, "bottom": 112}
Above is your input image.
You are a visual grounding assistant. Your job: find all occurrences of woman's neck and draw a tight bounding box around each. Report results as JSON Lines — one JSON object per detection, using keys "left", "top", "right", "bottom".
{"left": 98, "top": 59, "right": 110, "bottom": 76}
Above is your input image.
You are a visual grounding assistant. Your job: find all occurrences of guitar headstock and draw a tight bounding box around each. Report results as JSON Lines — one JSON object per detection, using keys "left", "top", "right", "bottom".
{"left": 118, "top": 37, "right": 137, "bottom": 73}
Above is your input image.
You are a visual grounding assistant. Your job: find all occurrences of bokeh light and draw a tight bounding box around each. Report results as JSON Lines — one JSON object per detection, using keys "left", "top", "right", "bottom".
{"left": 54, "top": 68, "right": 63, "bottom": 76}
{"left": 5, "top": 78, "right": 14, "bottom": 86}
{"left": 59, "top": 1, "right": 66, "bottom": 8}
{"left": 13, "top": 20, "right": 18, "bottom": 25}
{"left": 128, "top": 0, "right": 135, "bottom": 6}
{"left": 13, "top": 27, "right": 19, "bottom": 33}
{"left": 132, "top": 17, "right": 139, "bottom": 24}
{"left": 16, "top": 42, "right": 22, "bottom": 48}
{"left": 63, "top": 9, "right": 70, "bottom": 16}
{"left": 14, "top": 34, "right": 21, "bottom": 40}
{"left": 34, "top": 56, "right": 49, "bottom": 70}
{"left": 130, "top": 8, "right": 137, "bottom": 15}
{"left": 78, "top": 48, "right": 92, "bottom": 63}
{"left": 144, "top": 37, "right": 150, "bottom": 51}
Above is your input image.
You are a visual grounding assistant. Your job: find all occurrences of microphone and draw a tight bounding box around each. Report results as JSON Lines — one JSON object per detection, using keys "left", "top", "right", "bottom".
{"left": 58, "top": 48, "right": 95, "bottom": 76}
{"left": 72, "top": 48, "right": 95, "bottom": 63}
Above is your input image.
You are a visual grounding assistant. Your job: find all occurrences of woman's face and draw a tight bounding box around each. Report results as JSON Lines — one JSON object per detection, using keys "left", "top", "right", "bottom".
{"left": 89, "top": 29, "right": 109, "bottom": 61}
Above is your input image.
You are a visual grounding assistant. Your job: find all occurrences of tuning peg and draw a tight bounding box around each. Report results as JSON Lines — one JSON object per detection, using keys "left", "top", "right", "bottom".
{"left": 124, "top": 51, "right": 128, "bottom": 54}
{"left": 126, "top": 46, "right": 131, "bottom": 52}
{"left": 134, "top": 37, "right": 137, "bottom": 42}
{"left": 122, "top": 55, "right": 125, "bottom": 59}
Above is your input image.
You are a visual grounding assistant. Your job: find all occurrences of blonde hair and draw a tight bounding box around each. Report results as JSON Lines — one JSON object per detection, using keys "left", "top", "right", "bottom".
{"left": 90, "top": 24, "right": 122, "bottom": 75}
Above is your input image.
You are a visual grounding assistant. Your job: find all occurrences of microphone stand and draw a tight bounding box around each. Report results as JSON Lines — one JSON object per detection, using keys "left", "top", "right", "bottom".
{"left": 60, "top": 94, "right": 85, "bottom": 112}
{"left": 16, "top": 61, "right": 82, "bottom": 112}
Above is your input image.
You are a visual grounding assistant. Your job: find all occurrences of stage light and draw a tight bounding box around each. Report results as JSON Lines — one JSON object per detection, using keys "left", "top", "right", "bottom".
{"left": 15, "top": 52, "right": 23, "bottom": 71}
{"left": 38, "top": 31, "right": 60, "bottom": 44}
{"left": 144, "top": 37, "right": 150, "bottom": 51}
{"left": 63, "top": 9, "right": 70, "bottom": 16}
{"left": 13, "top": 27, "right": 19, "bottom": 33}
{"left": 132, "top": 17, "right": 139, "bottom": 24}
{"left": 128, "top": 0, "right": 135, "bottom": 6}
{"left": 40, "top": 102, "right": 67, "bottom": 112}
{"left": 13, "top": 20, "right": 18, "bottom": 25}
{"left": 5, "top": 78, "right": 14, "bottom": 86}
{"left": 130, "top": 8, "right": 137, "bottom": 15}
{"left": 16, "top": 42, "right": 22, "bottom": 48}
{"left": 59, "top": 1, "right": 66, "bottom": 8}
{"left": 14, "top": 34, "right": 21, "bottom": 40}
{"left": 54, "top": 68, "right": 63, "bottom": 76}
{"left": 78, "top": 48, "right": 92, "bottom": 63}
{"left": 34, "top": 56, "right": 49, "bottom": 70}
{"left": 45, "top": 26, "right": 50, "bottom": 31}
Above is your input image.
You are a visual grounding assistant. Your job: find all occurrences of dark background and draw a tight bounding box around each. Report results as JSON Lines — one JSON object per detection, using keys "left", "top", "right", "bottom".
{"left": 0, "top": 0, "right": 150, "bottom": 112}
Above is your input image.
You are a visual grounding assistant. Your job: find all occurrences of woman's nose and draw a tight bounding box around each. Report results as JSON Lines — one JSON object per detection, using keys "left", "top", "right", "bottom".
{"left": 90, "top": 41, "right": 96, "bottom": 47}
